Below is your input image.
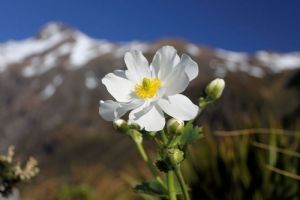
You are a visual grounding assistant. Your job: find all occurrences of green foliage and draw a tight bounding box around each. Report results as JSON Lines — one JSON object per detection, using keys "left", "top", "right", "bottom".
{"left": 134, "top": 180, "right": 167, "bottom": 198}
{"left": 0, "top": 160, "right": 19, "bottom": 197}
{"left": 177, "top": 123, "right": 203, "bottom": 150}
{"left": 132, "top": 121, "right": 205, "bottom": 199}
{"left": 55, "top": 184, "right": 94, "bottom": 200}
{"left": 185, "top": 129, "right": 300, "bottom": 200}
{"left": 134, "top": 178, "right": 184, "bottom": 199}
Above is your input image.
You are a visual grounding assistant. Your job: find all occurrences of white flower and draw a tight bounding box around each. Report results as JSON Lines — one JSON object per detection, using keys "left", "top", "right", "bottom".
{"left": 99, "top": 46, "right": 199, "bottom": 131}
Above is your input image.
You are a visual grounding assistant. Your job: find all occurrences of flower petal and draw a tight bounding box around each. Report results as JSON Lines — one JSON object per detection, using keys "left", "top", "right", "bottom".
{"left": 150, "top": 46, "right": 180, "bottom": 80}
{"left": 102, "top": 71, "right": 135, "bottom": 102}
{"left": 177, "top": 54, "right": 199, "bottom": 81}
{"left": 113, "top": 69, "right": 127, "bottom": 78}
{"left": 163, "top": 65, "right": 189, "bottom": 96}
{"left": 158, "top": 94, "right": 199, "bottom": 120}
{"left": 99, "top": 100, "right": 123, "bottom": 121}
{"left": 124, "top": 50, "right": 150, "bottom": 82}
{"left": 99, "top": 100, "right": 142, "bottom": 121}
{"left": 129, "top": 104, "right": 165, "bottom": 131}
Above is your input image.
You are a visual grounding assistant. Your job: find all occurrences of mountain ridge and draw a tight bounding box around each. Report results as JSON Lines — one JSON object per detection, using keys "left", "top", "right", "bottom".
{"left": 0, "top": 21, "right": 299, "bottom": 154}
{"left": 1, "top": 22, "right": 300, "bottom": 78}
{"left": 0, "top": 22, "right": 299, "bottom": 199}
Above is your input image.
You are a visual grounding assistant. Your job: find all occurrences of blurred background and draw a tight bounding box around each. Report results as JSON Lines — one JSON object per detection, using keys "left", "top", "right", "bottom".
{"left": 0, "top": 0, "right": 299, "bottom": 199}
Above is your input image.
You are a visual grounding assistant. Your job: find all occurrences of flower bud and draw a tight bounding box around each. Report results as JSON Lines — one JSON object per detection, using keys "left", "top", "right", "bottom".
{"left": 113, "top": 119, "right": 128, "bottom": 133}
{"left": 167, "top": 118, "right": 184, "bottom": 135}
{"left": 168, "top": 149, "right": 184, "bottom": 165}
{"left": 205, "top": 78, "right": 225, "bottom": 100}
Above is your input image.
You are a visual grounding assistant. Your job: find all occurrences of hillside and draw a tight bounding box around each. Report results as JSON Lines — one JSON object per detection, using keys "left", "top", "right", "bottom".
{"left": 0, "top": 22, "right": 299, "bottom": 199}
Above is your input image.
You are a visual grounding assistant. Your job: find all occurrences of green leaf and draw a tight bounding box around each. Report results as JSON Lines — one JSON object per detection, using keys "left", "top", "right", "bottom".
{"left": 134, "top": 178, "right": 185, "bottom": 198}
{"left": 269, "top": 132, "right": 277, "bottom": 167}
{"left": 134, "top": 180, "right": 167, "bottom": 197}
{"left": 178, "top": 123, "right": 203, "bottom": 149}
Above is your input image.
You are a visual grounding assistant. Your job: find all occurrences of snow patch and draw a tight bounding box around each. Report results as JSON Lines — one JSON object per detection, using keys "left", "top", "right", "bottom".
{"left": 1, "top": 23, "right": 115, "bottom": 74}
{"left": 39, "top": 23, "right": 66, "bottom": 39}
{"left": 21, "top": 43, "right": 73, "bottom": 77}
{"left": 95, "top": 41, "right": 115, "bottom": 55}
{"left": 216, "top": 49, "right": 248, "bottom": 63}
{"left": 53, "top": 74, "right": 63, "bottom": 86}
{"left": 186, "top": 43, "right": 201, "bottom": 56}
{"left": 0, "top": 30, "right": 67, "bottom": 72}
{"left": 56, "top": 43, "right": 73, "bottom": 55}
{"left": 249, "top": 66, "right": 264, "bottom": 78}
{"left": 40, "top": 84, "right": 56, "bottom": 100}
{"left": 68, "top": 32, "right": 114, "bottom": 69}
{"left": 114, "top": 41, "right": 149, "bottom": 58}
{"left": 256, "top": 51, "right": 300, "bottom": 72}
{"left": 40, "top": 75, "right": 64, "bottom": 100}
{"left": 69, "top": 33, "right": 98, "bottom": 68}
{"left": 213, "top": 49, "right": 265, "bottom": 78}
{"left": 85, "top": 71, "right": 98, "bottom": 90}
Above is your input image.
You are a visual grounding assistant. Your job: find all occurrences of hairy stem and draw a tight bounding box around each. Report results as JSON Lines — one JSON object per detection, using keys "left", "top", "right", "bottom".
{"left": 174, "top": 166, "right": 190, "bottom": 200}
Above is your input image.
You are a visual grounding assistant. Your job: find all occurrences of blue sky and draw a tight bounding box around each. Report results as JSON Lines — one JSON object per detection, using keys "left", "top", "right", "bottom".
{"left": 0, "top": 0, "right": 300, "bottom": 52}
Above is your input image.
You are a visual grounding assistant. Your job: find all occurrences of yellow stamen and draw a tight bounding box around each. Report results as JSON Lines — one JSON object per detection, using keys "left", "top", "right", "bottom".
{"left": 135, "top": 77, "right": 161, "bottom": 99}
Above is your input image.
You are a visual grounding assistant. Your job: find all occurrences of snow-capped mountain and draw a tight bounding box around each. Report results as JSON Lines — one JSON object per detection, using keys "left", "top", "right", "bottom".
{"left": 1, "top": 22, "right": 299, "bottom": 199}
{"left": 0, "top": 23, "right": 148, "bottom": 76}
{"left": 0, "top": 22, "right": 299, "bottom": 152}
{"left": 1, "top": 22, "right": 300, "bottom": 79}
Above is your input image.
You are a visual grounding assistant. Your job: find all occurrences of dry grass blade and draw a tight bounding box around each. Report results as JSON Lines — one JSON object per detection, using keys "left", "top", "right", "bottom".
{"left": 215, "top": 128, "right": 296, "bottom": 137}
{"left": 251, "top": 141, "right": 300, "bottom": 158}
{"left": 266, "top": 165, "right": 300, "bottom": 180}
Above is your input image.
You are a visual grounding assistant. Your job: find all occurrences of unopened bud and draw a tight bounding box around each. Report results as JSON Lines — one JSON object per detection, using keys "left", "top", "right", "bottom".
{"left": 113, "top": 119, "right": 128, "bottom": 133}
{"left": 205, "top": 78, "right": 225, "bottom": 100}
{"left": 167, "top": 118, "right": 184, "bottom": 135}
{"left": 168, "top": 149, "right": 184, "bottom": 165}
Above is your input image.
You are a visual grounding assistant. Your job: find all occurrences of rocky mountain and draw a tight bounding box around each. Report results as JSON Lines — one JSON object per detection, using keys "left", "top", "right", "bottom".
{"left": 0, "top": 22, "right": 299, "bottom": 198}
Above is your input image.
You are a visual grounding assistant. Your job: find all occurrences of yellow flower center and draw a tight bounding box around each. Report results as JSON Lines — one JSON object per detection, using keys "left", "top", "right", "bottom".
{"left": 135, "top": 77, "right": 161, "bottom": 99}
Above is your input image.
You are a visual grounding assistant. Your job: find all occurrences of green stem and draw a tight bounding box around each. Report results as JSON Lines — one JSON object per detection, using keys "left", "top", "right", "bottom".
{"left": 167, "top": 132, "right": 178, "bottom": 147}
{"left": 174, "top": 166, "right": 190, "bottom": 200}
{"left": 192, "top": 97, "right": 214, "bottom": 125}
{"left": 160, "top": 130, "right": 168, "bottom": 145}
{"left": 134, "top": 140, "right": 167, "bottom": 192}
{"left": 167, "top": 170, "right": 177, "bottom": 200}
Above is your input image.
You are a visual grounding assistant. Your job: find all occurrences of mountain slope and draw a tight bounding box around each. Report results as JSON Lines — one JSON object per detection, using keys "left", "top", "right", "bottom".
{"left": 0, "top": 22, "right": 299, "bottom": 199}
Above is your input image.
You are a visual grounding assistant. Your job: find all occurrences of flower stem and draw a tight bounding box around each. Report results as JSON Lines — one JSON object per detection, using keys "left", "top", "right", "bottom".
{"left": 133, "top": 139, "right": 167, "bottom": 191}
{"left": 160, "top": 130, "right": 168, "bottom": 145}
{"left": 167, "top": 170, "right": 177, "bottom": 200}
{"left": 174, "top": 166, "right": 190, "bottom": 200}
